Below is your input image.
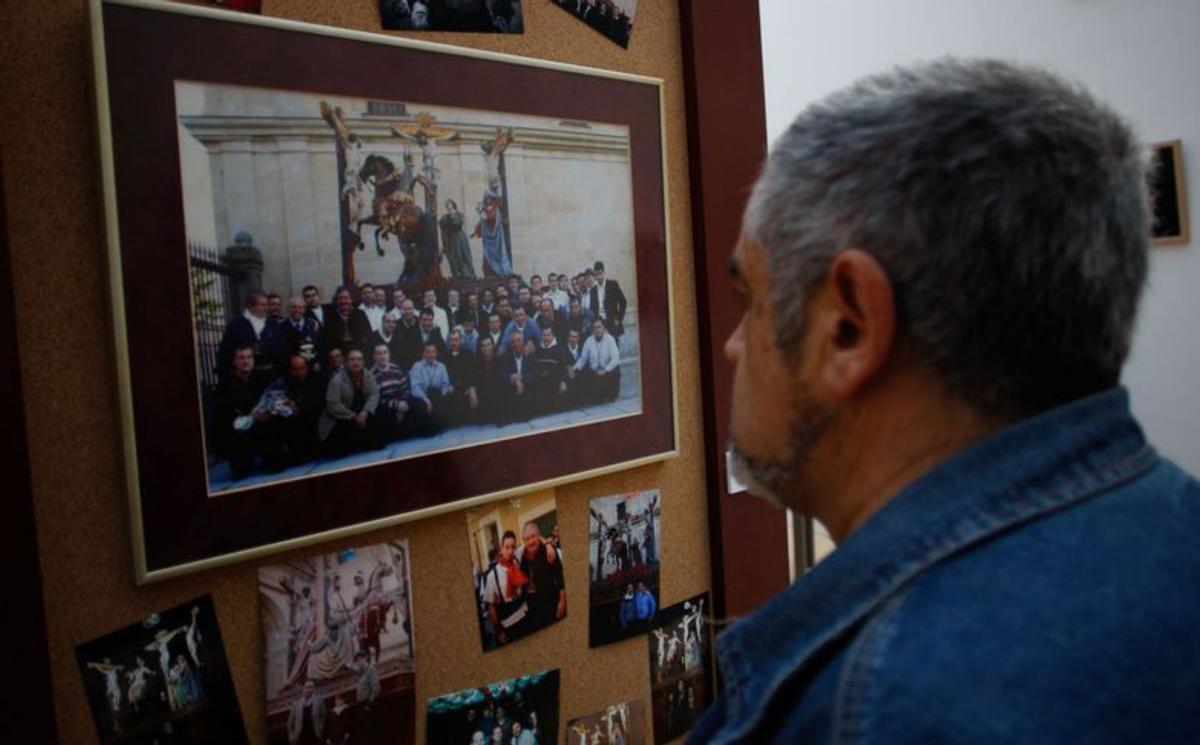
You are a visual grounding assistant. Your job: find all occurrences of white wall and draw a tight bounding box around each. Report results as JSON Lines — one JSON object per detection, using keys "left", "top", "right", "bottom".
{"left": 761, "top": 0, "right": 1200, "bottom": 474}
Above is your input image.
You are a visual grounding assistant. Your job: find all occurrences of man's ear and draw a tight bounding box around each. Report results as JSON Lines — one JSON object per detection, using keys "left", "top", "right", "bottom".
{"left": 814, "top": 249, "right": 896, "bottom": 399}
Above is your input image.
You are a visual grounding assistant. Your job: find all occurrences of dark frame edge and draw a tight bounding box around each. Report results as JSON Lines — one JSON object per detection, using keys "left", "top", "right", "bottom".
{"left": 678, "top": 0, "right": 792, "bottom": 624}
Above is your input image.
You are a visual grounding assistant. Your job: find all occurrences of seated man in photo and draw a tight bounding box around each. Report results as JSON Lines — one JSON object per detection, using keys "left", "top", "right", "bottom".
{"left": 410, "top": 342, "right": 452, "bottom": 432}
{"left": 574, "top": 318, "right": 621, "bottom": 404}
{"left": 533, "top": 326, "right": 571, "bottom": 414}
{"left": 318, "top": 348, "right": 383, "bottom": 457}
{"left": 498, "top": 330, "right": 537, "bottom": 425}
{"left": 443, "top": 329, "right": 480, "bottom": 426}
{"left": 370, "top": 343, "right": 422, "bottom": 440}
{"left": 253, "top": 354, "right": 324, "bottom": 468}
{"left": 211, "top": 344, "right": 273, "bottom": 480}
{"left": 564, "top": 329, "right": 584, "bottom": 368}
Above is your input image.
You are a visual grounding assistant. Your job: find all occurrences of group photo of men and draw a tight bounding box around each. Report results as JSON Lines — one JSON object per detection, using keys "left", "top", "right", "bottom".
{"left": 204, "top": 261, "right": 636, "bottom": 491}
{"left": 425, "top": 670, "right": 560, "bottom": 745}
{"left": 178, "top": 82, "right": 643, "bottom": 495}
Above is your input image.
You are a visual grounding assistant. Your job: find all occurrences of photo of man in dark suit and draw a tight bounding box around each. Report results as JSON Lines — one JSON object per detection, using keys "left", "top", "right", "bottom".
{"left": 588, "top": 260, "right": 627, "bottom": 338}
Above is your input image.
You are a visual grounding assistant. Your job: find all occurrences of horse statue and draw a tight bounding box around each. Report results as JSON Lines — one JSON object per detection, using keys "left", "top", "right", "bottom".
{"left": 357, "top": 152, "right": 417, "bottom": 257}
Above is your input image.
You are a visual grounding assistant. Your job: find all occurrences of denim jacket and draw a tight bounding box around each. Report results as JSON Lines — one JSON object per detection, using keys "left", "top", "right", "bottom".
{"left": 691, "top": 388, "right": 1200, "bottom": 744}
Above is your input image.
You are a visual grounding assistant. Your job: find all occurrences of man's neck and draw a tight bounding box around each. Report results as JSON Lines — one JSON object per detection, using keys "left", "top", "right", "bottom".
{"left": 809, "top": 379, "right": 1003, "bottom": 543}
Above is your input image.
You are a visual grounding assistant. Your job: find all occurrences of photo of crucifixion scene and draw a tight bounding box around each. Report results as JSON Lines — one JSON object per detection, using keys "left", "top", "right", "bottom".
{"left": 175, "top": 80, "right": 641, "bottom": 495}
{"left": 258, "top": 540, "right": 416, "bottom": 745}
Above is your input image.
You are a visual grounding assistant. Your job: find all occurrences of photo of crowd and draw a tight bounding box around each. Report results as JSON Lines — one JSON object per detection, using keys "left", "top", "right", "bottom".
{"left": 466, "top": 493, "right": 566, "bottom": 652}
{"left": 647, "top": 594, "right": 712, "bottom": 745}
{"left": 426, "top": 670, "right": 560, "bottom": 745}
{"left": 258, "top": 541, "right": 416, "bottom": 745}
{"left": 567, "top": 700, "right": 648, "bottom": 745}
{"left": 177, "top": 81, "right": 642, "bottom": 496}
{"left": 208, "top": 266, "right": 630, "bottom": 489}
{"left": 552, "top": 0, "right": 636, "bottom": 47}
{"left": 74, "top": 595, "right": 248, "bottom": 745}
{"left": 588, "top": 490, "right": 660, "bottom": 647}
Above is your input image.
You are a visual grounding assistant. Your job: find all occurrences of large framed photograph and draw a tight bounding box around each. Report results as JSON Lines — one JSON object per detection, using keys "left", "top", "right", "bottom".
{"left": 90, "top": 0, "right": 676, "bottom": 581}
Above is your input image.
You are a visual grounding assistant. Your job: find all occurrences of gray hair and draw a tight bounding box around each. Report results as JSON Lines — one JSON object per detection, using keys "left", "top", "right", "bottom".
{"left": 745, "top": 58, "right": 1150, "bottom": 417}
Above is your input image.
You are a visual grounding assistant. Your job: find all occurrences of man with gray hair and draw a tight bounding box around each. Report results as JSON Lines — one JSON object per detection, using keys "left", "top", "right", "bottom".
{"left": 692, "top": 59, "right": 1200, "bottom": 743}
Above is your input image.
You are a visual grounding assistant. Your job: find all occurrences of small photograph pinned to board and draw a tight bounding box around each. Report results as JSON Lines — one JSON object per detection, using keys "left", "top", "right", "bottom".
{"left": 74, "top": 595, "right": 248, "bottom": 745}
{"left": 426, "top": 669, "right": 560, "bottom": 745}
{"left": 258, "top": 540, "right": 417, "bottom": 745}
{"left": 1150, "top": 140, "right": 1190, "bottom": 246}
{"left": 647, "top": 592, "right": 713, "bottom": 745}
{"left": 552, "top": 0, "right": 635, "bottom": 48}
{"left": 467, "top": 493, "right": 567, "bottom": 651}
{"left": 380, "top": 0, "right": 524, "bottom": 33}
{"left": 567, "top": 699, "right": 650, "bottom": 744}
{"left": 588, "top": 489, "right": 661, "bottom": 647}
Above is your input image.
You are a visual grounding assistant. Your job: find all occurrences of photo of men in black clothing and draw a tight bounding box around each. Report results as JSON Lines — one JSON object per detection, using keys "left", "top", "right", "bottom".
{"left": 552, "top": 0, "right": 634, "bottom": 48}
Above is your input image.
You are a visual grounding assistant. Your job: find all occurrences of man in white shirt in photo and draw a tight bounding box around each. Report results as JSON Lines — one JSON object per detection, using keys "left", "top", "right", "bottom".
{"left": 574, "top": 318, "right": 621, "bottom": 404}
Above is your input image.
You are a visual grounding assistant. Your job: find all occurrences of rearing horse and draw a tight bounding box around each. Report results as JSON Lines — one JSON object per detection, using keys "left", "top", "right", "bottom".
{"left": 357, "top": 153, "right": 417, "bottom": 257}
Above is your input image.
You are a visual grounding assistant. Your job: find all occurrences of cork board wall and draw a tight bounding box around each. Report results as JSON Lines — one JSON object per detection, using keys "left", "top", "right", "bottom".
{"left": 0, "top": 1, "right": 707, "bottom": 743}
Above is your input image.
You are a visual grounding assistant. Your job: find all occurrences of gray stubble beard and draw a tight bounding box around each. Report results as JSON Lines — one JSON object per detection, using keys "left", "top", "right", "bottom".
{"left": 727, "top": 387, "right": 836, "bottom": 514}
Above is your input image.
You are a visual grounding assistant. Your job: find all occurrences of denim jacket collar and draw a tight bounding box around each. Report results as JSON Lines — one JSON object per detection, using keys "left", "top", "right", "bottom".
{"left": 714, "top": 387, "right": 1157, "bottom": 741}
